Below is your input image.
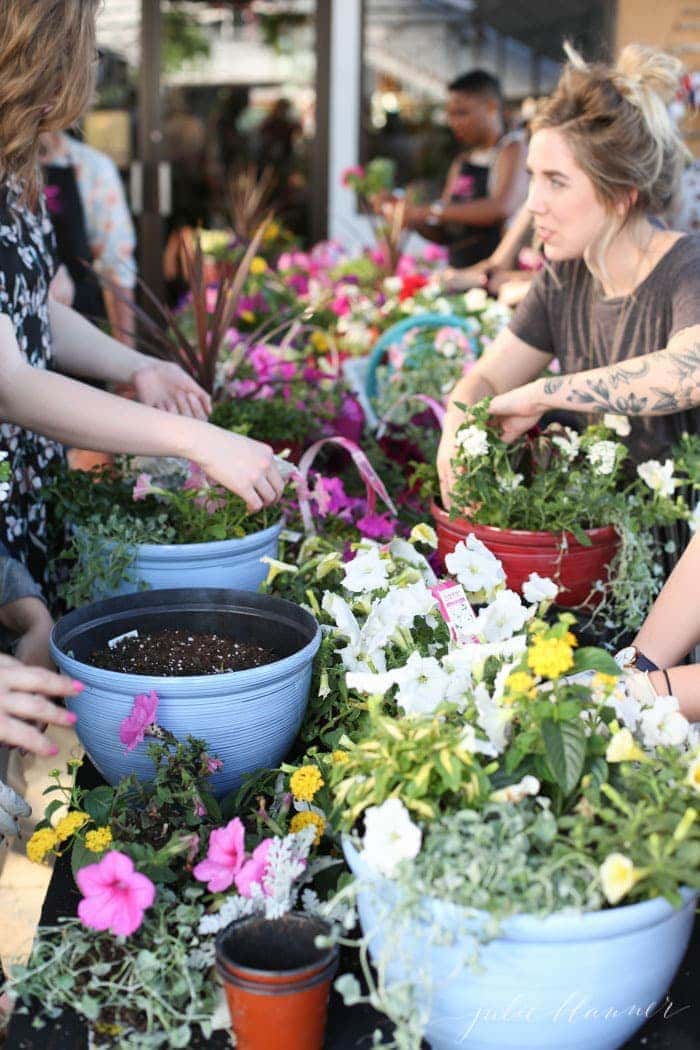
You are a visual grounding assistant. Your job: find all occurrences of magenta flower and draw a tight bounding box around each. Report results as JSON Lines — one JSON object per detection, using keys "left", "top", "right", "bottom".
{"left": 341, "top": 164, "right": 365, "bottom": 187}
{"left": 132, "top": 473, "right": 155, "bottom": 501}
{"left": 193, "top": 817, "right": 246, "bottom": 892}
{"left": 451, "top": 173, "right": 476, "bottom": 197}
{"left": 356, "top": 512, "right": 396, "bottom": 540}
{"left": 205, "top": 755, "right": 224, "bottom": 774}
{"left": 234, "top": 838, "right": 273, "bottom": 898}
{"left": 77, "top": 850, "right": 156, "bottom": 937}
{"left": 119, "top": 691, "right": 159, "bottom": 752}
{"left": 423, "top": 243, "right": 449, "bottom": 264}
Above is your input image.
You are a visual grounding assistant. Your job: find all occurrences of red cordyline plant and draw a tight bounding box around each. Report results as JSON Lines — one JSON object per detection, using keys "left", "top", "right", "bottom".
{"left": 228, "top": 165, "right": 277, "bottom": 241}
{"left": 100, "top": 222, "right": 272, "bottom": 395}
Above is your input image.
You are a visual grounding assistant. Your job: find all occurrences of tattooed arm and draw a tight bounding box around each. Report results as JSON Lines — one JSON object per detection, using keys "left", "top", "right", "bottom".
{"left": 488, "top": 326, "right": 700, "bottom": 441}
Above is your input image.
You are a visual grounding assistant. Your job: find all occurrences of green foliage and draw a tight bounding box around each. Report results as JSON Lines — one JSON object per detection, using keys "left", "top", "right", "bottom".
{"left": 162, "top": 10, "right": 210, "bottom": 74}
{"left": 212, "top": 391, "right": 329, "bottom": 445}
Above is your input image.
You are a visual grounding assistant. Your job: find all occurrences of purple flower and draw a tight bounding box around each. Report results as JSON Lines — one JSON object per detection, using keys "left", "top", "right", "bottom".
{"left": 119, "top": 691, "right": 159, "bottom": 752}
{"left": 356, "top": 512, "right": 396, "bottom": 540}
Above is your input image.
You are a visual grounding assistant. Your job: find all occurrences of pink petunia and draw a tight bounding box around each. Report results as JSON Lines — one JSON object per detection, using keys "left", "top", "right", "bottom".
{"left": 77, "top": 850, "right": 156, "bottom": 937}
{"left": 205, "top": 755, "right": 224, "bottom": 774}
{"left": 119, "top": 691, "right": 159, "bottom": 752}
{"left": 193, "top": 817, "right": 246, "bottom": 893}
{"left": 132, "top": 473, "right": 154, "bottom": 501}
{"left": 356, "top": 512, "right": 396, "bottom": 540}
{"left": 423, "top": 243, "right": 449, "bottom": 264}
{"left": 234, "top": 838, "right": 273, "bottom": 898}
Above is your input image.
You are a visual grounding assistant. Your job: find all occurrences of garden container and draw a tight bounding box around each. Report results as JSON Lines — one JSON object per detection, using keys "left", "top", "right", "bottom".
{"left": 344, "top": 838, "right": 696, "bottom": 1050}
{"left": 94, "top": 519, "right": 284, "bottom": 599}
{"left": 365, "top": 313, "right": 480, "bottom": 401}
{"left": 432, "top": 502, "right": 619, "bottom": 608}
{"left": 215, "top": 913, "right": 338, "bottom": 1050}
{"left": 50, "top": 588, "right": 321, "bottom": 798}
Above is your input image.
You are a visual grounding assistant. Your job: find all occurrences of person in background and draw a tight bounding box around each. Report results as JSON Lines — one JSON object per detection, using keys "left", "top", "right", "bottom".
{"left": 383, "top": 70, "right": 529, "bottom": 267}
{"left": 40, "top": 131, "right": 137, "bottom": 346}
{"left": 437, "top": 45, "right": 700, "bottom": 506}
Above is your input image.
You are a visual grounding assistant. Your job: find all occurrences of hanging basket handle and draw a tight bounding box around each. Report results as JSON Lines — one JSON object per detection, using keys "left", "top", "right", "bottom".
{"left": 294, "top": 436, "right": 398, "bottom": 535}
{"left": 376, "top": 393, "right": 446, "bottom": 438}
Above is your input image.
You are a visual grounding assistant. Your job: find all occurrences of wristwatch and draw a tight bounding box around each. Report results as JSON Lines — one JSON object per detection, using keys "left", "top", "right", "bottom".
{"left": 425, "top": 200, "right": 445, "bottom": 227}
{"left": 615, "top": 645, "right": 659, "bottom": 672}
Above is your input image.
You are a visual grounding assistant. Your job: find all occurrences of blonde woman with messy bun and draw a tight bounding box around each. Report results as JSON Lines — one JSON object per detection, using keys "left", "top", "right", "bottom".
{"left": 0, "top": 1, "right": 283, "bottom": 593}
{"left": 438, "top": 44, "right": 700, "bottom": 505}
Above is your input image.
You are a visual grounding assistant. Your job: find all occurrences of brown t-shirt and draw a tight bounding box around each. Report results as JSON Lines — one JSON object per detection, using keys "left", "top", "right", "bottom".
{"left": 509, "top": 235, "right": 700, "bottom": 462}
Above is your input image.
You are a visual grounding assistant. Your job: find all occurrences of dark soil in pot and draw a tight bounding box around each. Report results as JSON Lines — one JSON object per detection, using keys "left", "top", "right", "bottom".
{"left": 89, "top": 628, "right": 278, "bottom": 676}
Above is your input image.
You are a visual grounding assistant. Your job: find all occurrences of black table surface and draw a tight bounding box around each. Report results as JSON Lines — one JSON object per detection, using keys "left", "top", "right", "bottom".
{"left": 8, "top": 761, "right": 698, "bottom": 1050}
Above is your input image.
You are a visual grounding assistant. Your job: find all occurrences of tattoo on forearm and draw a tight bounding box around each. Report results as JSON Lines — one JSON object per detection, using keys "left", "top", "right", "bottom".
{"left": 563, "top": 342, "right": 700, "bottom": 416}
{"left": 543, "top": 376, "right": 565, "bottom": 395}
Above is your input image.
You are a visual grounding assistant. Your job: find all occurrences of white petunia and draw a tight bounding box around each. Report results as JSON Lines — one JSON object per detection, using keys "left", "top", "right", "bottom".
{"left": 603, "top": 413, "right": 631, "bottom": 437}
{"left": 637, "top": 459, "right": 678, "bottom": 499}
{"left": 389, "top": 537, "right": 437, "bottom": 583}
{"left": 506, "top": 473, "right": 523, "bottom": 490}
{"left": 639, "top": 696, "right": 689, "bottom": 748}
{"left": 490, "top": 775, "right": 540, "bottom": 804}
{"left": 464, "top": 288, "right": 488, "bottom": 311}
{"left": 343, "top": 546, "right": 389, "bottom": 594}
{"left": 362, "top": 798, "right": 422, "bottom": 877}
{"left": 456, "top": 424, "right": 489, "bottom": 458}
{"left": 408, "top": 523, "right": 438, "bottom": 550}
{"left": 383, "top": 276, "right": 402, "bottom": 295}
{"left": 321, "top": 592, "right": 360, "bottom": 647}
{"left": 474, "top": 589, "right": 530, "bottom": 643}
{"left": 522, "top": 572, "right": 558, "bottom": 604}
{"left": 474, "top": 683, "right": 512, "bottom": 754}
{"left": 551, "top": 428, "right": 580, "bottom": 461}
{"left": 587, "top": 440, "right": 620, "bottom": 476}
{"left": 395, "top": 651, "right": 450, "bottom": 716}
{"left": 445, "top": 535, "right": 506, "bottom": 600}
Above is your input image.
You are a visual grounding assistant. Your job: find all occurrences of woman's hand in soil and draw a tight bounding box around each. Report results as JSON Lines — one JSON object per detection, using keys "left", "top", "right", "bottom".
{"left": 133, "top": 361, "right": 212, "bottom": 421}
{"left": 196, "top": 429, "right": 284, "bottom": 513}
{"left": 488, "top": 379, "right": 548, "bottom": 442}
{"left": 0, "top": 655, "right": 81, "bottom": 756}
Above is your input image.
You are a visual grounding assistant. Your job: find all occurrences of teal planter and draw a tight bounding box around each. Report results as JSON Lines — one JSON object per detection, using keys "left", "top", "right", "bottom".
{"left": 344, "top": 838, "right": 695, "bottom": 1050}
{"left": 50, "top": 588, "right": 320, "bottom": 799}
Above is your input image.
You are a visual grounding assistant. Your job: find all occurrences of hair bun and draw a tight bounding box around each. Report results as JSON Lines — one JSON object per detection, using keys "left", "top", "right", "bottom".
{"left": 614, "top": 45, "right": 682, "bottom": 107}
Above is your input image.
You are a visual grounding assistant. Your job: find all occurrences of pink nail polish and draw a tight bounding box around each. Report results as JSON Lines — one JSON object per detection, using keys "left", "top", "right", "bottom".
{"left": 71, "top": 680, "right": 85, "bottom": 693}
{"left": 48, "top": 745, "right": 59, "bottom": 756}
{"left": 67, "top": 711, "right": 78, "bottom": 724}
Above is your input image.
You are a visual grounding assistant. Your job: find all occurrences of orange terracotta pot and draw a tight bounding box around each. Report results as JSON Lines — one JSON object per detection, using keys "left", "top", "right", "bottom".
{"left": 215, "top": 913, "right": 338, "bottom": 1050}
{"left": 432, "top": 501, "right": 620, "bottom": 608}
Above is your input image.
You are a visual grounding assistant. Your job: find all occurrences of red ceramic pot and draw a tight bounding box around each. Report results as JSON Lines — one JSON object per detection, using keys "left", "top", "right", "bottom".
{"left": 431, "top": 501, "right": 620, "bottom": 608}
{"left": 215, "top": 913, "right": 338, "bottom": 1050}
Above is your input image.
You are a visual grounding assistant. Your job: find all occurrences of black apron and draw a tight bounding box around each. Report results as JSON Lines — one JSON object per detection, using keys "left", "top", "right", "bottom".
{"left": 43, "top": 163, "right": 107, "bottom": 324}
{"left": 445, "top": 158, "right": 503, "bottom": 268}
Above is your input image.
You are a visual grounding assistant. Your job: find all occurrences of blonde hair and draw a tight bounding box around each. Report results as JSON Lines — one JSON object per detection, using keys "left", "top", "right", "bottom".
{"left": 534, "top": 44, "right": 688, "bottom": 222}
{"left": 0, "top": 1, "right": 99, "bottom": 207}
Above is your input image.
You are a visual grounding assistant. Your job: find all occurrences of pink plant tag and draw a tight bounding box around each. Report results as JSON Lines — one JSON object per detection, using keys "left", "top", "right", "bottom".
{"left": 430, "top": 581, "right": 478, "bottom": 645}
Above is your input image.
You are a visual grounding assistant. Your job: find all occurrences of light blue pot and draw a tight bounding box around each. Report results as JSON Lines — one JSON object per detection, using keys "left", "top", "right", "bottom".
{"left": 344, "top": 838, "right": 696, "bottom": 1050}
{"left": 50, "top": 588, "right": 320, "bottom": 799}
{"left": 94, "top": 519, "right": 284, "bottom": 598}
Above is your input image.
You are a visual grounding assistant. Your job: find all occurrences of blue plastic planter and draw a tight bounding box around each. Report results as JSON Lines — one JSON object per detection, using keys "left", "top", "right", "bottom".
{"left": 50, "top": 588, "right": 320, "bottom": 799}
{"left": 344, "top": 838, "right": 696, "bottom": 1050}
{"left": 93, "top": 519, "right": 284, "bottom": 598}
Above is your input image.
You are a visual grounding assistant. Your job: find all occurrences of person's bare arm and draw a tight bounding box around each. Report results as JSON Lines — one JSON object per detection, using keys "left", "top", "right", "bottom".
{"left": 0, "top": 315, "right": 282, "bottom": 511}
{"left": 489, "top": 325, "right": 700, "bottom": 442}
{"left": 48, "top": 299, "right": 210, "bottom": 418}
{"left": 633, "top": 531, "right": 700, "bottom": 669}
{"left": 437, "top": 328, "right": 552, "bottom": 506}
{"left": 103, "top": 284, "right": 136, "bottom": 348}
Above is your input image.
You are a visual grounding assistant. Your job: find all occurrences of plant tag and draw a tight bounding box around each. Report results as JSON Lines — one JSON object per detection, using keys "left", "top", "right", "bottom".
{"left": 280, "top": 528, "right": 302, "bottom": 543}
{"left": 108, "top": 629, "right": 139, "bottom": 649}
{"left": 430, "top": 582, "right": 477, "bottom": 645}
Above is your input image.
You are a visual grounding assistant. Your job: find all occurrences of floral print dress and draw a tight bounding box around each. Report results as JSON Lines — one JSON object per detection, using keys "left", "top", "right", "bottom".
{"left": 0, "top": 179, "right": 63, "bottom": 595}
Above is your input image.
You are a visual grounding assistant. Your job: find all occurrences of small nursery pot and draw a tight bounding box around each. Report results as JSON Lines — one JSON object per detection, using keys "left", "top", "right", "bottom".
{"left": 50, "top": 588, "right": 320, "bottom": 798}
{"left": 432, "top": 501, "right": 619, "bottom": 608}
{"left": 215, "top": 913, "right": 338, "bottom": 1050}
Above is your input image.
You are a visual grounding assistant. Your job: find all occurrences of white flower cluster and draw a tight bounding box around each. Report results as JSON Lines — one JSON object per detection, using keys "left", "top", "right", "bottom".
{"left": 455, "top": 424, "right": 489, "bottom": 458}
{"left": 551, "top": 427, "right": 580, "bottom": 461}
{"left": 587, "top": 440, "right": 620, "bottom": 476}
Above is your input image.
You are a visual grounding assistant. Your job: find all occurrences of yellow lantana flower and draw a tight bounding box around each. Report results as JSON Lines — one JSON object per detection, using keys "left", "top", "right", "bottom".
{"left": 54, "top": 810, "right": 89, "bottom": 842}
{"left": 599, "top": 853, "right": 642, "bottom": 904}
{"left": 504, "top": 671, "right": 537, "bottom": 702}
{"left": 263, "top": 221, "right": 280, "bottom": 242}
{"left": 240, "top": 310, "right": 256, "bottom": 324}
{"left": 332, "top": 750, "right": 349, "bottom": 765}
{"left": 310, "top": 331, "right": 329, "bottom": 352}
{"left": 26, "top": 828, "right": 58, "bottom": 864}
{"left": 527, "top": 636, "right": 575, "bottom": 679}
{"left": 290, "top": 765, "right": 324, "bottom": 802}
{"left": 593, "top": 672, "right": 619, "bottom": 690}
{"left": 249, "top": 256, "right": 268, "bottom": 275}
{"left": 290, "top": 810, "right": 325, "bottom": 846}
{"left": 85, "top": 827, "right": 114, "bottom": 853}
